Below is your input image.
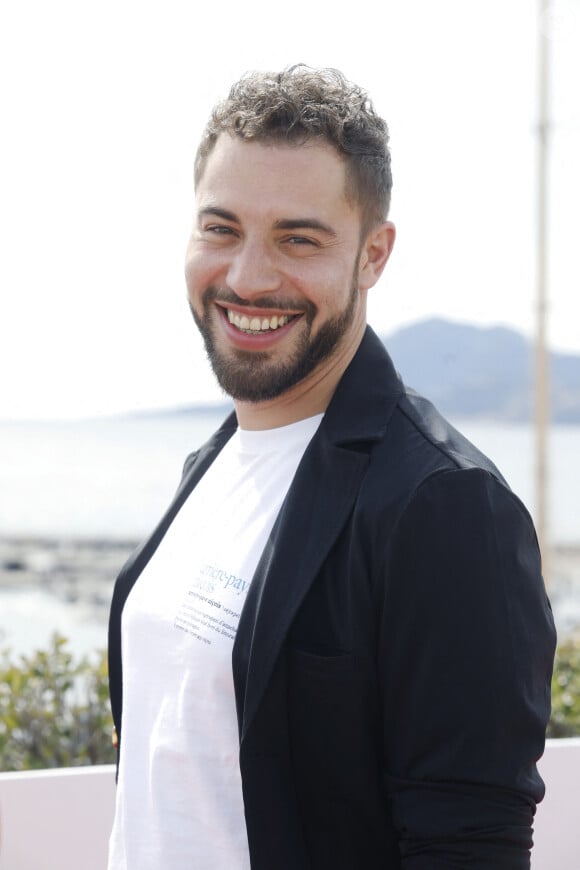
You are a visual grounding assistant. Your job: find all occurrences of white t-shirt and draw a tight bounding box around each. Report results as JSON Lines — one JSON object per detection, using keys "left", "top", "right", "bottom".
{"left": 108, "top": 414, "right": 323, "bottom": 870}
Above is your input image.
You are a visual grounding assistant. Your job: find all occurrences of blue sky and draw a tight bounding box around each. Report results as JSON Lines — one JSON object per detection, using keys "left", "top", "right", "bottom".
{"left": 2, "top": 0, "right": 579, "bottom": 418}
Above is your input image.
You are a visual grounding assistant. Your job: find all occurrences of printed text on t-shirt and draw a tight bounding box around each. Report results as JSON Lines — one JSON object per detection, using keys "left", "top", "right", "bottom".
{"left": 173, "top": 562, "right": 250, "bottom": 646}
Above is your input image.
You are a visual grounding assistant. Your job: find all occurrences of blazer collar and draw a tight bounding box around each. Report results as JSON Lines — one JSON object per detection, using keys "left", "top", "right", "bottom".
{"left": 321, "top": 325, "right": 403, "bottom": 445}
{"left": 233, "top": 326, "right": 403, "bottom": 741}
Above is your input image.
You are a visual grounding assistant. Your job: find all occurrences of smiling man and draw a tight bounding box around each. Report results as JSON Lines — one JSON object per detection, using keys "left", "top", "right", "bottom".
{"left": 107, "top": 67, "right": 556, "bottom": 869}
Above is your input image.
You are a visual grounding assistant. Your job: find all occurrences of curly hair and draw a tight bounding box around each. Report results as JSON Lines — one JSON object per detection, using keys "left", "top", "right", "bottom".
{"left": 194, "top": 65, "right": 392, "bottom": 233}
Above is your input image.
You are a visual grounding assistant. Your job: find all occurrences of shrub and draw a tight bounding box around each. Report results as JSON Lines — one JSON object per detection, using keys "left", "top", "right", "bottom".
{"left": 0, "top": 633, "right": 115, "bottom": 771}
{"left": 547, "top": 633, "right": 580, "bottom": 738}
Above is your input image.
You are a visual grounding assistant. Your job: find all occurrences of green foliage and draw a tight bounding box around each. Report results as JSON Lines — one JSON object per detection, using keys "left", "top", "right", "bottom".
{"left": 548, "top": 633, "right": 580, "bottom": 738}
{"left": 0, "top": 633, "right": 115, "bottom": 771}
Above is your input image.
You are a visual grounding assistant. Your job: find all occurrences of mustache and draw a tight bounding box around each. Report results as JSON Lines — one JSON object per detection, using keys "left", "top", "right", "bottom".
{"left": 202, "top": 286, "right": 316, "bottom": 317}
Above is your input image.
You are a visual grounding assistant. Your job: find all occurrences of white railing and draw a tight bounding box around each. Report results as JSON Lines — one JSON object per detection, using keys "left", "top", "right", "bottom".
{"left": 0, "top": 738, "right": 578, "bottom": 869}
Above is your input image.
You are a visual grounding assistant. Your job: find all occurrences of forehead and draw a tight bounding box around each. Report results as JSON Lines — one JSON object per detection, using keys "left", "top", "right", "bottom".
{"left": 196, "top": 135, "right": 352, "bottom": 216}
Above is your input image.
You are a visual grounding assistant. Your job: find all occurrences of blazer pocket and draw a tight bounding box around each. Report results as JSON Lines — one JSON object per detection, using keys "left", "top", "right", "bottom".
{"left": 286, "top": 648, "right": 380, "bottom": 799}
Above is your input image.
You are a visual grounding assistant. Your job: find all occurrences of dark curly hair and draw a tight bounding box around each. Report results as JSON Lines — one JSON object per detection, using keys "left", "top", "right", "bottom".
{"left": 194, "top": 65, "right": 392, "bottom": 234}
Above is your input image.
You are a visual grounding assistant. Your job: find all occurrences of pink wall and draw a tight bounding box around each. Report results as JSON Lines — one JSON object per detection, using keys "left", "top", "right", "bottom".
{"left": 0, "top": 765, "right": 115, "bottom": 870}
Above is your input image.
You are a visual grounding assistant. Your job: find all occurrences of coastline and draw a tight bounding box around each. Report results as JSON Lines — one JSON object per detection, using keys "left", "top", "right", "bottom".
{"left": 0, "top": 536, "right": 137, "bottom": 610}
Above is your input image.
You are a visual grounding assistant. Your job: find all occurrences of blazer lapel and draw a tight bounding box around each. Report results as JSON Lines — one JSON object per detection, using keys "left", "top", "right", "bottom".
{"left": 233, "top": 428, "right": 370, "bottom": 742}
{"left": 233, "top": 326, "right": 404, "bottom": 741}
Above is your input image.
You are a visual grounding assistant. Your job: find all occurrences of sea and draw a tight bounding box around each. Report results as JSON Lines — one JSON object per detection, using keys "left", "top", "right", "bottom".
{"left": 1, "top": 410, "right": 578, "bottom": 655}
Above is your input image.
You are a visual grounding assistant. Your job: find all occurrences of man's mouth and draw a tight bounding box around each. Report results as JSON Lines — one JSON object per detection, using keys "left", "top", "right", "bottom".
{"left": 224, "top": 308, "right": 299, "bottom": 334}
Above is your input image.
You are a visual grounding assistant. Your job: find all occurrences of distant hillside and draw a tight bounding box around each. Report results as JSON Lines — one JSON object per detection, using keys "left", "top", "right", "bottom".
{"left": 383, "top": 318, "right": 580, "bottom": 422}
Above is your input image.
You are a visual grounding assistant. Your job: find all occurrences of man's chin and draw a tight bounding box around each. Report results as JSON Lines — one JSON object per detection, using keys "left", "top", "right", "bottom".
{"left": 211, "top": 357, "right": 310, "bottom": 403}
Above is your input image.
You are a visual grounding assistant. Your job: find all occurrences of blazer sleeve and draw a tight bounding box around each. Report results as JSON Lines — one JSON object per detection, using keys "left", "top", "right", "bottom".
{"left": 378, "top": 467, "right": 556, "bottom": 868}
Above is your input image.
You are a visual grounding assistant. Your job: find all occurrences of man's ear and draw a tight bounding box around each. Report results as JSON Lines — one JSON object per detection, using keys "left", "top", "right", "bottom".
{"left": 358, "top": 222, "right": 396, "bottom": 291}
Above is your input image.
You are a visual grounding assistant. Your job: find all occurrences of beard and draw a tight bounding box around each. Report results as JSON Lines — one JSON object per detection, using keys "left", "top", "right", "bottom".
{"left": 190, "top": 275, "right": 359, "bottom": 403}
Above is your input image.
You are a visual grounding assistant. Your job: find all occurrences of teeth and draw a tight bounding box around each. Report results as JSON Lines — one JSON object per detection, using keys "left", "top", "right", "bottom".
{"left": 226, "top": 309, "right": 292, "bottom": 333}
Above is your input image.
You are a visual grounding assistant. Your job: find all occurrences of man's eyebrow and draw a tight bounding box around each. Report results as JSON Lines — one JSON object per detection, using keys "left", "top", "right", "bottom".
{"left": 197, "top": 206, "right": 239, "bottom": 223}
{"left": 197, "top": 209, "right": 337, "bottom": 237}
{"left": 274, "top": 218, "right": 337, "bottom": 236}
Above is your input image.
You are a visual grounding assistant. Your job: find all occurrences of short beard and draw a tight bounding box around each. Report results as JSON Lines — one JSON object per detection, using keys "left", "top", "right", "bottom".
{"left": 190, "top": 277, "right": 359, "bottom": 403}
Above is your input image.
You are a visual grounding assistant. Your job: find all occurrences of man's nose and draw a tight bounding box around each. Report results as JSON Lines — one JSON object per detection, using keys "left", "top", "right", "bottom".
{"left": 226, "top": 238, "right": 281, "bottom": 300}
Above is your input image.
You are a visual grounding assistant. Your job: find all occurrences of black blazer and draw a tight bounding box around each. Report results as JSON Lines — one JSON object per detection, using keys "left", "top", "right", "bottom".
{"left": 108, "top": 327, "right": 556, "bottom": 869}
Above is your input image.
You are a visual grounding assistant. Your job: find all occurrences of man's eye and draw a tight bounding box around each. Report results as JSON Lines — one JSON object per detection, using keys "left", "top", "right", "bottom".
{"left": 206, "top": 225, "right": 234, "bottom": 235}
{"left": 285, "top": 236, "right": 316, "bottom": 246}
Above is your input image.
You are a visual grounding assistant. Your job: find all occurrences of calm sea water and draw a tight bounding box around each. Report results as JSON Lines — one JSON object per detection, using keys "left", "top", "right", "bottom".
{"left": 0, "top": 411, "right": 578, "bottom": 654}
{"left": 0, "top": 411, "right": 578, "bottom": 543}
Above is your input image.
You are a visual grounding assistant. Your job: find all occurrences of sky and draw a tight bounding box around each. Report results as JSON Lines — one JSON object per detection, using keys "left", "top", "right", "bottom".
{"left": 1, "top": 0, "right": 579, "bottom": 419}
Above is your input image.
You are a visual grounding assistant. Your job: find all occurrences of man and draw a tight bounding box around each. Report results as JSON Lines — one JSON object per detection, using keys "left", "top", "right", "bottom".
{"left": 108, "top": 66, "right": 556, "bottom": 869}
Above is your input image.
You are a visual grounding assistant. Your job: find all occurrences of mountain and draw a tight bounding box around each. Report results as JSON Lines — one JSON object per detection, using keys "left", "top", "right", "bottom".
{"left": 382, "top": 318, "right": 580, "bottom": 422}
